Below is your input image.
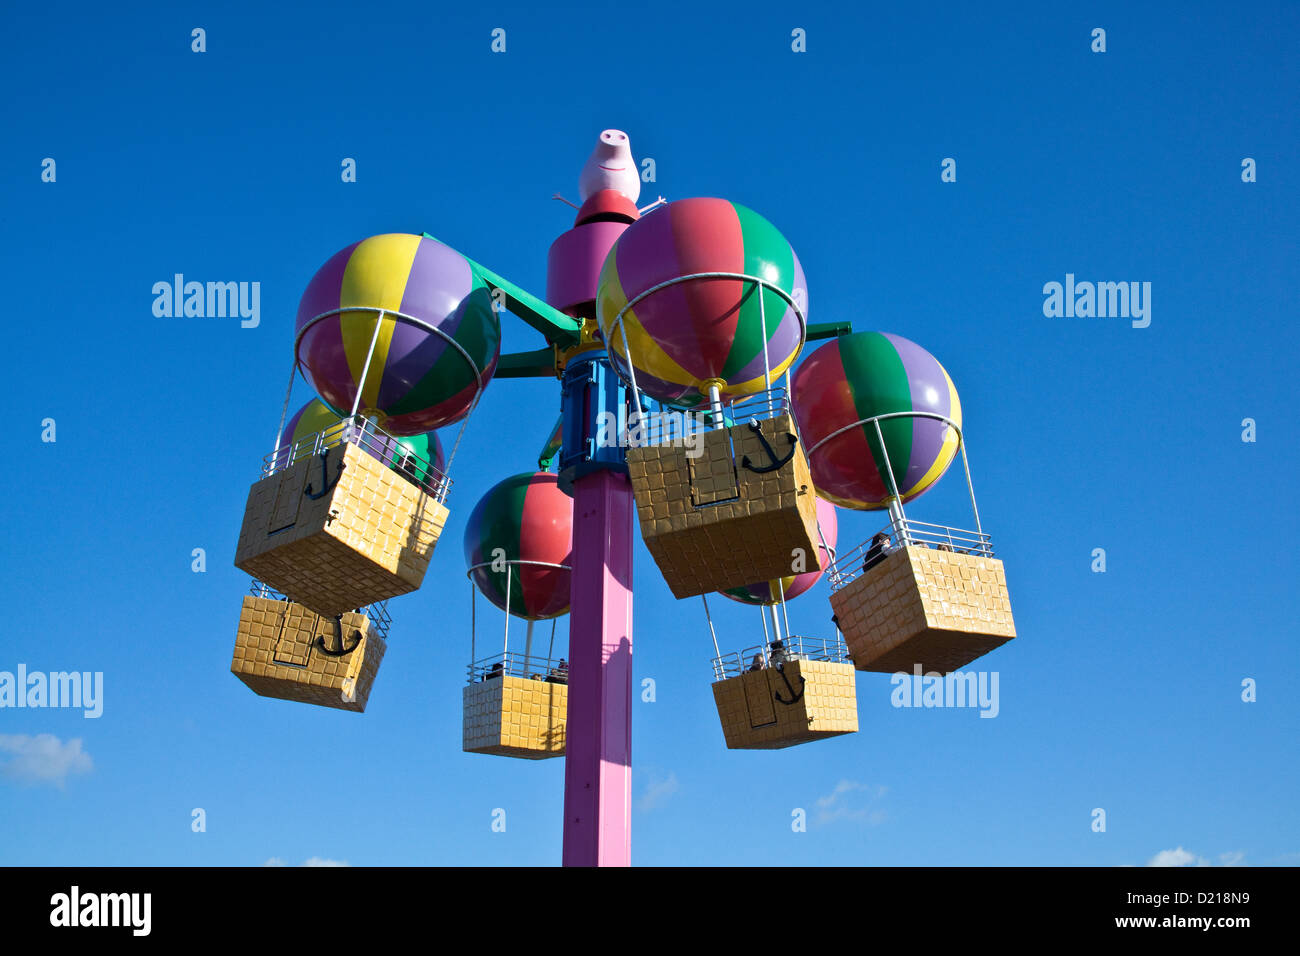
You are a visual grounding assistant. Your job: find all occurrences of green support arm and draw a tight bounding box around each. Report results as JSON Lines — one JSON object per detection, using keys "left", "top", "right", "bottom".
{"left": 496, "top": 347, "right": 557, "bottom": 379}
{"left": 422, "top": 232, "right": 583, "bottom": 349}
{"left": 806, "top": 321, "right": 852, "bottom": 341}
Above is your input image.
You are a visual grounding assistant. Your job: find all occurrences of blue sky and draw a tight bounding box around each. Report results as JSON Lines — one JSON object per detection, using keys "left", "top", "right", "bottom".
{"left": 1, "top": 0, "right": 1296, "bottom": 866}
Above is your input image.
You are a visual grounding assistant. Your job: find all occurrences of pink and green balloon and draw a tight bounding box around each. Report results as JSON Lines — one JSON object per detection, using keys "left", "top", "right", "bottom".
{"left": 464, "top": 472, "right": 574, "bottom": 621}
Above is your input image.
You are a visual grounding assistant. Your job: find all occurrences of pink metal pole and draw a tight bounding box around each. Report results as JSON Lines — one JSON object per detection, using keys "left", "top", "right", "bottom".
{"left": 548, "top": 129, "right": 643, "bottom": 866}
{"left": 562, "top": 469, "right": 634, "bottom": 866}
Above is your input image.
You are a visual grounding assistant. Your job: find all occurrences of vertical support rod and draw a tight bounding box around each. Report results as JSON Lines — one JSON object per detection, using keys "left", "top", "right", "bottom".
{"left": 957, "top": 431, "right": 985, "bottom": 542}
{"left": 524, "top": 619, "right": 535, "bottom": 678}
{"left": 709, "top": 384, "right": 724, "bottom": 430}
{"left": 349, "top": 309, "right": 386, "bottom": 424}
{"left": 503, "top": 568, "right": 512, "bottom": 661}
{"left": 701, "top": 594, "right": 722, "bottom": 663}
{"left": 873, "top": 417, "right": 911, "bottom": 547}
{"left": 757, "top": 278, "right": 772, "bottom": 416}
{"left": 562, "top": 469, "right": 634, "bottom": 867}
{"left": 616, "top": 314, "right": 645, "bottom": 422}
{"left": 776, "top": 578, "right": 792, "bottom": 642}
{"left": 272, "top": 355, "right": 299, "bottom": 470}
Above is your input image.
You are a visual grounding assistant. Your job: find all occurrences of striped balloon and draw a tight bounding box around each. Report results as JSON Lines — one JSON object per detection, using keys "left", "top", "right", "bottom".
{"left": 719, "top": 497, "right": 838, "bottom": 606}
{"left": 279, "top": 398, "right": 446, "bottom": 486}
{"left": 464, "top": 472, "right": 573, "bottom": 621}
{"left": 792, "top": 332, "right": 961, "bottom": 511}
{"left": 596, "top": 198, "right": 806, "bottom": 407}
{"left": 295, "top": 234, "right": 501, "bottom": 436}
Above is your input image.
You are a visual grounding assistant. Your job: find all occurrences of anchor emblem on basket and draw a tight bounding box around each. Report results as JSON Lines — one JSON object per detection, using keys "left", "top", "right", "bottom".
{"left": 773, "top": 662, "right": 805, "bottom": 705}
{"left": 741, "top": 420, "right": 797, "bottom": 474}
{"left": 303, "top": 450, "right": 345, "bottom": 500}
{"left": 316, "top": 616, "right": 362, "bottom": 657}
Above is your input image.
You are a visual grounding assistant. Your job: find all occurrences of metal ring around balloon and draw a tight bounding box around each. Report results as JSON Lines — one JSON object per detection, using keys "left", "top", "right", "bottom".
{"left": 293, "top": 306, "right": 489, "bottom": 415}
{"left": 607, "top": 271, "right": 808, "bottom": 421}
{"left": 464, "top": 560, "right": 573, "bottom": 577}
{"left": 804, "top": 410, "right": 982, "bottom": 537}
{"left": 275, "top": 306, "right": 492, "bottom": 492}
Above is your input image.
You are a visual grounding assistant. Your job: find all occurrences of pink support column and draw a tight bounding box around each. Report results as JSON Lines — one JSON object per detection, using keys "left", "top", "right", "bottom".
{"left": 562, "top": 468, "right": 634, "bottom": 867}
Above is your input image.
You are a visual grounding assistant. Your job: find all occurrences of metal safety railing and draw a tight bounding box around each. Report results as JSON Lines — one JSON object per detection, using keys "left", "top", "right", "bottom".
{"left": 247, "top": 579, "right": 393, "bottom": 642}
{"left": 467, "top": 650, "right": 569, "bottom": 685}
{"left": 627, "top": 386, "right": 791, "bottom": 448}
{"left": 827, "top": 517, "right": 994, "bottom": 592}
{"left": 260, "top": 416, "right": 452, "bottom": 503}
{"left": 710, "top": 633, "right": 850, "bottom": 682}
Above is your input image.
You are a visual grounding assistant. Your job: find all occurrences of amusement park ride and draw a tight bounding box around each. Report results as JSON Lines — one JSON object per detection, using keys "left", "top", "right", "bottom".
{"left": 227, "top": 129, "right": 1018, "bottom": 866}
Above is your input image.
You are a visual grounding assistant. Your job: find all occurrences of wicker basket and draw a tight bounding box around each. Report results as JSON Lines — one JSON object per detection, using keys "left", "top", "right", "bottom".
{"left": 234, "top": 442, "right": 448, "bottom": 618}
{"left": 230, "top": 595, "right": 385, "bottom": 712}
{"left": 831, "top": 545, "right": 1016, "bottom": 674}
{"left": 463, "top": 676, "right": 567, "bottom": 759}
{"left": 626, "top": 413, "right": 819, "bottom": 598}
{"left": 712, "top": 658, "right": 857, "bottom": 750}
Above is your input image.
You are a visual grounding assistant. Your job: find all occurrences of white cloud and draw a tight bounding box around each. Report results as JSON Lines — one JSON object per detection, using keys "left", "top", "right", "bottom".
{"left": 1147, "top": 846, "right": 1210, "bottom": 867}
{"left": 0, "top": 734, "right": 93, "bottom": 788}
{"left": 814, "top": 780, "right": 887, "bottom": 826}
{"left": 263, "top": 857, "right": 350, "bottom": 867}
{"left": 637, "top": 771, "right": 680, "bottom": 812}
{"left": 1218, "top": 851, "right": 1246, "bottom": 867}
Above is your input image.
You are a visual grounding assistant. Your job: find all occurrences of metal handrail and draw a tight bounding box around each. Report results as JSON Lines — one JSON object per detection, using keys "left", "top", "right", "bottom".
{"left": 247, "top": 579, "right": 393, "bottom": 642}
{"left": 627, "top": 387, "right": 791, "bottom": 448}
{"left": 467, "top": 650, "right": 570, "bottom": 685}
{"left": 709, "top": 633, "right": 850, "bottom": 682}
{"left": 827, "top": 518, "right": 995, "bottom": 592}
{"left": 261, "top": 416, "right": 453, "bottom": 503}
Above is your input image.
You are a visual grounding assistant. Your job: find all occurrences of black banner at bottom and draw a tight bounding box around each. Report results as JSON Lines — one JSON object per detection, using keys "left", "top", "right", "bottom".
{"left": 0, "top": 865, "right": 1286, "bottom": 941}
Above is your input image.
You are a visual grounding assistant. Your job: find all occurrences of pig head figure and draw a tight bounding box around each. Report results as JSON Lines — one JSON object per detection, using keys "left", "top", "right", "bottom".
{"left": 578, "top": 129, "right": 641, "bottom": 204}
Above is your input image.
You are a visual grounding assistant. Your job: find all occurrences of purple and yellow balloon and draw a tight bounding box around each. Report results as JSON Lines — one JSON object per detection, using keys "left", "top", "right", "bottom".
{"left": 719, "top": 497, "right": 838, "bottom": 605}
{"left": 280, "top": 398, "right": 445, "bottom": 486}
{"left": 595, "top": 198, "right": 806, "bottom": 407}
{"left": 295, "top": 234, "right": 502, "bottom": 436}
{"left": 464, "top": 472, "right": 574, "bottom": 621}
{"left": 791, "top": 332, "right": 961, "bottom": 511}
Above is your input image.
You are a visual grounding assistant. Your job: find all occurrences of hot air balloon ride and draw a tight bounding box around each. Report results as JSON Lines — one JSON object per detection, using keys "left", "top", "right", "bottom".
{"left": 228, "top": 398, "right": 449, "bottom": 711}
{"left": 235, "top": 234, "right": 500, "bottom": 621}
{"left": 791, "top": 331, "right": 1016, "bottom": 675}
{"left": 705, "top": 497, "right": 859, "bottom": 749}
{"left": 462, "top": 471, "right": 574, "bottom": 759}
{"left": 596, "top": 198, "right": 821, "bottom": 598}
